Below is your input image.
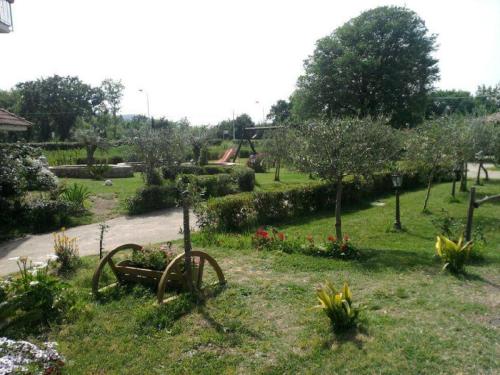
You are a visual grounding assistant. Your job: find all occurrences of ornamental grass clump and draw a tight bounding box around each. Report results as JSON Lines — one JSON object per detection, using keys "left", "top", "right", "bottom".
{"left": 435, "top": 235, "right": 473, "bottom": 273}
{"left": 314, "top": 281, "right": 360, "bottom": 332}
{"left": 53, "top": 228, "right": 80, "bottom": 272}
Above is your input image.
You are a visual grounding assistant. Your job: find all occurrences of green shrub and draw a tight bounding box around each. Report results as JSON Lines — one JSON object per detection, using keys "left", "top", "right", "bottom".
{"left": 435, "top": 235, "right": 473, "bottom": 273}
{"left": 126, "top": 183, "right": 178, "bottom": 215}
{"left": 0, "top": 256, "right": 80, "bottom": 332}
{"left": 196, "top": 169, "right": 453, "bottom": 232}
{"left": 24, "top": 198, "right": 75, "bottom": 233}
{"left": 76, "top": 156, "right": 124, "bottom": 165}
{"left": 191, "top": 174, "right": 237, "bottom": 198}
{"left": 233, "top": 167, "right": 255, "bottom": 191}
{"left": 88, "top": 163, "right": 111, "bottom": 180}
{"left": 314, "top": 281, "right": 360, "bottom": 332}
{"left": 130, "top": 244, "right": 177, "bottom": 271}
{"left": 60, "top": 183, "right": 91, "bottom": 211}
{"left": 247, "top": 153, "right": 267, "bottom": 172}
{"left": 196, "top": 193, "right": 257, "bottom": 232}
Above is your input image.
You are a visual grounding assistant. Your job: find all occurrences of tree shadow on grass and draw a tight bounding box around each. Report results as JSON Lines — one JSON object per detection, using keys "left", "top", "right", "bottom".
{"left": 355, "top": 248, "right": 436, "bottom": 272}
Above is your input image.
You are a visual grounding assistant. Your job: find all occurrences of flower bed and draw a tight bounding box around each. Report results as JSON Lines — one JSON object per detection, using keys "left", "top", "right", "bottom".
{"left": 251, "top": 226, "right": 359, "bottom": 259}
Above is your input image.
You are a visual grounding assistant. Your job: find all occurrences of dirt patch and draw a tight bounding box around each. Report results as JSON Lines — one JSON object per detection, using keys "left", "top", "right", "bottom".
{"left": 90, "top": 194, "right": 119, "bottom": 220}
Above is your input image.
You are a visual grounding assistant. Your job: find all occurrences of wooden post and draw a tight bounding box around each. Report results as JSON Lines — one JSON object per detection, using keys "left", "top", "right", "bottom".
{"left": 465, "top": 187, "right": 476, "bottom": 242}
{"left": 460, "top": 161, "right": 468, "bottom": 192}
{"left": 182, "top": 191, "right": 194, "bottom": 293}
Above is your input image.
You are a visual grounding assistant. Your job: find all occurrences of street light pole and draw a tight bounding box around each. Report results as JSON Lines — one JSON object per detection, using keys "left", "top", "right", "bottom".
{"left": 138, "top": 89, "right": 152, "bottom": 127}
{"left": 391, "top": 173, "right": 403, "bottom": 231}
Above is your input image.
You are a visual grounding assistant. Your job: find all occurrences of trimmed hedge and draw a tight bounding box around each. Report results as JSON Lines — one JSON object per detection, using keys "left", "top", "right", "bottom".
{"left": 196, "top": 170, "right": 452, "bottom": 232}
{"left": 126, "top": 183, "right": 178, "bottom": 215}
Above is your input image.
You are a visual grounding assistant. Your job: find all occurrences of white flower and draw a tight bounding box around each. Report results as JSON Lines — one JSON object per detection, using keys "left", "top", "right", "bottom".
{"left": 8, "top": 257, "right": 20, "bottom": 262}
{"left": 46, "top": 254, "right": 58, "bottom": 261}
{"left": 32, "top": 261, "right": 46, "bottom": 267}
{"left": 29, "top": 281, "right": 39, "bottom": 286}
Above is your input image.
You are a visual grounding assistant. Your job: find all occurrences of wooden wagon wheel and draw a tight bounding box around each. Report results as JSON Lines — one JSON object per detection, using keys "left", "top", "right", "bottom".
{"left": 92, "top": 243, "right": 142, "bottom": 297}
{"left": 157, "top": 250, "right": 226, "bottom": 304}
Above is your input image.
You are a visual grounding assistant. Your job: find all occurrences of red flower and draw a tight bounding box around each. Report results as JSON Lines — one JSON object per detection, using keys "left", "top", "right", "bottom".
{"left": 277, "top": 232, "right": 285, "bottom": 241}
{"left": 343, "top": 234, "right": 350, "bottom": 242}
{"left": 341, "top": 243, "right": 347, "bottom": 252}
{"left": 255, "top": 227, "right": 269, "bottom": 239}
{"left": 306, "top": 234, "right": 314, "bottom": 243}
{"left": 327, "top": 235, "right": 336, "bottom": 242}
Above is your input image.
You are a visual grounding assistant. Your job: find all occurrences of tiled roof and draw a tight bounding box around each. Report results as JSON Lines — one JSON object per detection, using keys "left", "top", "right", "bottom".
{"left": 0, "top": 108, "right": 32, "bottom": 130}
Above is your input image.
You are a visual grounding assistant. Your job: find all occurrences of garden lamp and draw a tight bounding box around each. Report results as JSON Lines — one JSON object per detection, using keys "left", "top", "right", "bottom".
{"left": 391, "top": 172, "right": 403, "bottom": 230}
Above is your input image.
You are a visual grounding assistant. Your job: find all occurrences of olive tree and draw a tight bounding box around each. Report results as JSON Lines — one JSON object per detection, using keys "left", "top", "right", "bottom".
{"left": 74, "top": 128, "right": 109, "bottom": 166}
{"left": 294, "top": 118, "right": 400, "bottom": 239}
{"left": 131, "top": 127, "right": 186, "bottom": 186}
{"left": 262, "top": 127, "right": 294, "bottom": 181}
{"left": 405, "top": 118, "right": 454, "bottom": 211}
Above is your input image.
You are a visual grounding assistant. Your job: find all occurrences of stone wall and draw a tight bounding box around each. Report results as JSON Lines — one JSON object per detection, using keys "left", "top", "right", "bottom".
{"left": 49, "top": 164, "right": 134, "bottom": 178}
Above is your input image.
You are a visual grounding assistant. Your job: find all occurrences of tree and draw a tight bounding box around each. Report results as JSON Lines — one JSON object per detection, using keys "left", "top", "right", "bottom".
{"left": 131, "top": 127, "right": 186, "bottom": 186}
{"left": 475, "top": 83, "right": 500, "bottom": 114}
{"left": 16, "top": 75, "right": 102, "bottom": 140}
{"left": 267, "top": 100, "right": 292, "bottom": 125}
{"left": 293, "top": 6, "right": 439, "bottom": 127}
{"left": 405, "top": 118, "right": 454, "bottom": 211}
{"left": 262, "top": 127, "right": 294, "bottom": 181}
{"left": 426, "top": 90, "right": 475, "bottom": 118}
{"left": 294, "top": 118, "right": 399, "bottom": 239}
{"left": 100, "top": 79, "right": 125, "bottom": 138}
{"left": 188, "top": 126, "right": 210, "bottom": 165}
{"left": 74, "top": 127, "right": 109, "bottom": 166}
{"left": 233, "top": 114, "right": 254, "bottom": 139}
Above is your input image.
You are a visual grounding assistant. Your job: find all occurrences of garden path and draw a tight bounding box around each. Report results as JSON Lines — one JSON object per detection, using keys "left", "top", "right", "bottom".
{"left": 469, "top": 163, "right": 500, "bottom": 180}
{"left": 0, "top": 208, "right": 196, "bottom": 276}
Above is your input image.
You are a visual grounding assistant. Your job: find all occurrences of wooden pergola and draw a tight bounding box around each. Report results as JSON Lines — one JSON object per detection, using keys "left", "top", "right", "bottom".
{"left": 0, "top": 108, "right": 32, "bottom": 132}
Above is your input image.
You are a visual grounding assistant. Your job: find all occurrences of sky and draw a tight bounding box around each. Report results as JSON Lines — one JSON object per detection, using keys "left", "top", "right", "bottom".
{"left": 1, "top": 0, "right": 499, "bottom": 125}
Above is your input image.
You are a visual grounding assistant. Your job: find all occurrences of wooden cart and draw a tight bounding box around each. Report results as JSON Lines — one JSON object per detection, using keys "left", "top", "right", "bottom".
{"left": 92, "top": 244, "right": 226, "bottom": 304}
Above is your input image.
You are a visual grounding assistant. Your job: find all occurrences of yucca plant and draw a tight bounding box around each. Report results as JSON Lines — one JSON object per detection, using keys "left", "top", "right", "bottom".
{"left": 314, "top": 281, "right": 359, "bottom": 331}
{"left": 435, "top": 235, "right": 473, "bottom": 273}
{"left": 61, "top": 183, "right": 91, "bottom": 210}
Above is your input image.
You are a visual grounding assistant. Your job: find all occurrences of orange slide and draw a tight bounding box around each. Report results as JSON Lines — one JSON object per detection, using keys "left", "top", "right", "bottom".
{"left": 212, "top": 148, "right": 236, "bottom": 165}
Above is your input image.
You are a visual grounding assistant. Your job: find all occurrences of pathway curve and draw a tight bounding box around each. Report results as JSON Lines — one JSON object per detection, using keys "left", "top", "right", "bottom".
{"left": 0, "top": 208, "right": 196, "bottom": 276}
{"left": 468, "top": 163, "right": 500, "bottom": 180}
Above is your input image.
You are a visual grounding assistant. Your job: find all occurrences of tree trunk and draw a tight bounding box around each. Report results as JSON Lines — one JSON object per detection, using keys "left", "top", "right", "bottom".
{"left": 274, "top": 159, "right": 281, "bottom": 181}
{"left": 86, "top": 145, "right": 97, "bottom": 166}
{"left": 335, "top": 178, "right": 343, "bottom": 240}
{"left": 481, "top": 163, "right": 489, "bottom": 181}
{"left": 182, "top": 194, "right": 194, "bottom": 293}
{"left": 460, "top": 161, "right": 468, "bottom": 192}
{"left": 422, "top": 170, "right": 434, "bottom": 212}
{"left": 476, "top": 161, "right": 482, "bottom": 185}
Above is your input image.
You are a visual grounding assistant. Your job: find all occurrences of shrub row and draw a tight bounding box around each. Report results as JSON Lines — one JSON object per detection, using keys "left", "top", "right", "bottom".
{"left": 161, "top": 165, "right": 255, "bottom": 192}
{"left": 195, "top": 170, "right": 452, "bottom": 232}
{"left": 126, "top": 183, "right": 178, "bottom": 215}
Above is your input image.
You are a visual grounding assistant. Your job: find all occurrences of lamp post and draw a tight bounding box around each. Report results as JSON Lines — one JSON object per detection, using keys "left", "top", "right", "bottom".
{"left": 452, "top": 162, "right": 461, "bottom": 198}
{"left": 391, "top": 173, "right": 403, "bottom": 230}
{"left": 138, "top": 89, "right": 150, "bottom": 117}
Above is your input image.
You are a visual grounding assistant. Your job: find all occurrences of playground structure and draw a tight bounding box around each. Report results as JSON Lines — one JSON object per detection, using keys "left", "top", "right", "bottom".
{"left": 212, "top": 148, "right": 236, "bottom": 165}
{"left": 231, "top": 126, "right": 283, "bottom": 162}
{"left": 465, "top": 187, "right": 500, "bottom": 241}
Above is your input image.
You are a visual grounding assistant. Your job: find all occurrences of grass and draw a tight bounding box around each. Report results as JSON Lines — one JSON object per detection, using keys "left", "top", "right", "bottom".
{"left": 61, "top": 173, "right": 144, "bottom": 220}
{"left": 254, "top": 167, "right": 315, "bottom": 191}
{"left": 10, "top": 180, "right": 499, "bottom": 374}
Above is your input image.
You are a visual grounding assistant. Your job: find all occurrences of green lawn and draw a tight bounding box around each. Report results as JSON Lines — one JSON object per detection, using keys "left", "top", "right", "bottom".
{"left": 61, "top": 173, "right": 144, "bottom": 220}
{"left": 16, "top": 180, "right": 498, "bottom": 374}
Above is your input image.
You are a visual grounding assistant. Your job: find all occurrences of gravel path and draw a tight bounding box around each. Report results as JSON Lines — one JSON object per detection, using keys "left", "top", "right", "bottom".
{"left": 468, "top": 163, "right": 500, "bottom": 180}
{"left": 0, "top": 208, "right": 196, "bottom": 276}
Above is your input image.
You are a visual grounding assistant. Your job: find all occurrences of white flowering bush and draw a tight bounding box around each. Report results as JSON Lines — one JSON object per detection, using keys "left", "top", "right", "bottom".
{"left": 0, "top": 337, "right": 64, "bottom": 374}
{"left": 0, "top": 256, "right": 79, "bottom": 333}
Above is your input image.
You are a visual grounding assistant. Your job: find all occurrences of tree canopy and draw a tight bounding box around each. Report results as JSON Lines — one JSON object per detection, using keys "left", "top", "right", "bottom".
{"left": 292, "top": 6, "right": 439, "bottom": 128}
{"left": 16, "top": 75, "right": 103, "bottom": 140}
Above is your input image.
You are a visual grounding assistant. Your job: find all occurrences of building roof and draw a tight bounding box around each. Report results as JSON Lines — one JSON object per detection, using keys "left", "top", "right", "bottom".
{"left": 0, "top": 108, "right": 32, "bottom": 131}
{"left": 484, "top": 112, "right": 500, "bottom": 124}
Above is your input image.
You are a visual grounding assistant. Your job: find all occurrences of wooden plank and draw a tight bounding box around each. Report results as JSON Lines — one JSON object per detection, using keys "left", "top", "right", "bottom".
{"left": 115, "top": 265, "right": 163, "bottom": 279}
